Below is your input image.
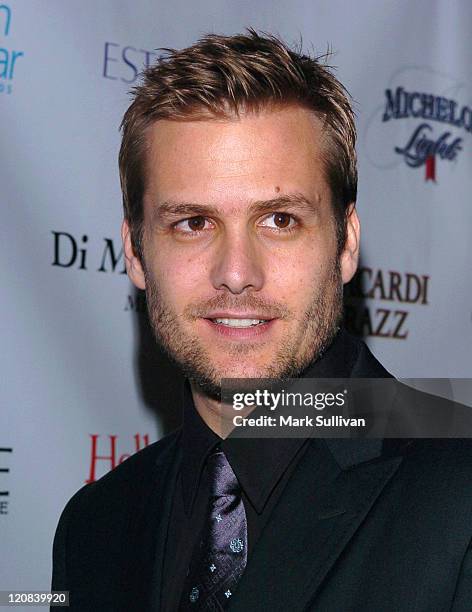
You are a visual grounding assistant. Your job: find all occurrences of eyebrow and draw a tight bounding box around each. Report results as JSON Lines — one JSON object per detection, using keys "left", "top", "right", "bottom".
{"left": 151, "top": 192, "right": 320, "bottom": 223}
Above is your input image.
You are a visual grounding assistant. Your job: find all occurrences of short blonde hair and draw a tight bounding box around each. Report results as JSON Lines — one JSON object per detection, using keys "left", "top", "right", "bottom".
{"left": 119, "top": 28, "right": 357, "bottom": 258}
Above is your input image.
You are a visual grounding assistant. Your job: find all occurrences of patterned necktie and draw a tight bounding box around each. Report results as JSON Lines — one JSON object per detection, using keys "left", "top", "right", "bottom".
{"left": 179, "top": 449, "right": 248, "bottom": 610}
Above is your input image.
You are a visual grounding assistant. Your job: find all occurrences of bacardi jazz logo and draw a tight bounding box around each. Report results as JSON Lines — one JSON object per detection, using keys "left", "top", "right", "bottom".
{"left": 344, "top": 267, "right": 430, "bottom": 340}
{"left": 383, "top": 87, "right": 471, "bottom": 182}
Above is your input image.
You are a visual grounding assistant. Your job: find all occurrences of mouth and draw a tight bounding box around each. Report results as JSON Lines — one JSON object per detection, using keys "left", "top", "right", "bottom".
{"left": 209, "top": 318, "right": 269, "bottom": 328}
{"left": 201, "top": 315, "right": 277, "bottom": 340}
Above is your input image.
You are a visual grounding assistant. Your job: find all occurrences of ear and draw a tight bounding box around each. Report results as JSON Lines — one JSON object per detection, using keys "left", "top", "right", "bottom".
{"left": 340, "top": 204, "right": 360, "bottom": 284}
{"left": 121, "top": 219, "right": 146, "bottom": 290}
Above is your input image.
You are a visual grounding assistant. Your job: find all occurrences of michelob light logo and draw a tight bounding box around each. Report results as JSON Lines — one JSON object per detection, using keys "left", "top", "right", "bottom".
{"left": 0, "top": 4, "right": 25, "bottom": 95}
{"left": 382, "top": 86, "right": 471, "bottom": 182}
{"left": 365, "top": 68, "right": 472, "bottom": 184}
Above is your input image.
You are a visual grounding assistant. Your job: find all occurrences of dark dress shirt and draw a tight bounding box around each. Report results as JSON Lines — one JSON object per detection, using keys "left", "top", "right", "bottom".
{"left": 161, "top": 328, "right": 362, "bottom": 610}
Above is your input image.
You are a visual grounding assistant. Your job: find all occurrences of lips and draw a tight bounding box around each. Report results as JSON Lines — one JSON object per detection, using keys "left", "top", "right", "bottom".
{"left": 204, "top": 312, "right": 274, "bottom": 319}
{"left": 202, "top": 316, "right": 276, "bottom": 340}
{"left": 203, "top": 312, "right": 274, "bottom": 328}
{"left": 210, "top": 318, "right": 268, "bottom": 328}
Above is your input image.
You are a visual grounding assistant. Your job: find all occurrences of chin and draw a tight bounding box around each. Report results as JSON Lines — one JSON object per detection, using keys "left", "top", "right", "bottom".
{"left": 215, "top": 362, "right": 272, "bottom": 381}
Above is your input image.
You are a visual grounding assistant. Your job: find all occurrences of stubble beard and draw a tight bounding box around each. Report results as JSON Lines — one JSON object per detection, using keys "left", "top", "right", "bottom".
{"left": 143, "top": 259, "right": 344, "bottom": 401}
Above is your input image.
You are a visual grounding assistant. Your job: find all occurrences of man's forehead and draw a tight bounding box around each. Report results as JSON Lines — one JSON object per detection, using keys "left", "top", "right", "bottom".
{"left": 145, "top": 105, "right": 326, "bottom": 160}
{"left": 143, "top": 106, "right": 330, "bottom": 221}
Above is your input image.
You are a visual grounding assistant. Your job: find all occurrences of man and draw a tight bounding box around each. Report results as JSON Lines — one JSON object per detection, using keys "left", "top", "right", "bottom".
{"left": 51, "top": 30, "right": 472, "bottom": 610}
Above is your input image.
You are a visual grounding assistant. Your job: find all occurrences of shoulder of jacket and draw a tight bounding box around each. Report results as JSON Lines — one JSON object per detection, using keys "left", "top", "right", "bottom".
{"left": 397, "top": 438, "right": 472, "bottom": 506}
{"left": 404, "top": 437, "right": 472, "bottom": 464}
{"left": 60, "top": 427, "right": 182, "bottom": 516}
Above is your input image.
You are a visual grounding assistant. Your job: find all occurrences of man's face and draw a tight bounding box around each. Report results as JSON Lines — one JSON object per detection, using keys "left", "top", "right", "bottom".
{"left": 123, "top": 105, "right": 359, "bottom": 399}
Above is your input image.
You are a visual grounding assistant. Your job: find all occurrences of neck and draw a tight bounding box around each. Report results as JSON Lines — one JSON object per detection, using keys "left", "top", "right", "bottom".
{"left": 190, "top": 381, "right": 240, "bottom": 439}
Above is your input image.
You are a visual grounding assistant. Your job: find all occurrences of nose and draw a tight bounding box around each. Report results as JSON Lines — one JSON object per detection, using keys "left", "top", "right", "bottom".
{"left": 209, "top": 229, "right": 265, "bottom": 294}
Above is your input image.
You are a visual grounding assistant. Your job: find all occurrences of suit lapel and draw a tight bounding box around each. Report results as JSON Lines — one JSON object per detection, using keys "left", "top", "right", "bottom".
{"left": 229, "top": 438, "right": 403, "bottom": 612}
{"left": 119, "top": 433, "right": 182, "bottom": 612}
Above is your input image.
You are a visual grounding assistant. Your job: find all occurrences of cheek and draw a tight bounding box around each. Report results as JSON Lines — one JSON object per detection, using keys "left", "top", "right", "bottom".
{"left": 270, "top": 242, "right": 333, "bottom": 291}
{"left": 264, "top": 262, "right": 305, "bottom": 318}
{"left": 150, "top": 249, "right": 210, "bottom": 305}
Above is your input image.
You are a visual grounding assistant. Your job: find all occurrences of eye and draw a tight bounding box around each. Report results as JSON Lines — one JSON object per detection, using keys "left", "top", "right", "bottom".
{"left": 174, "top": 216, "right": 213, "bottom": 234}
{"left": 259, "top": 212, "right": 297, "bottom": 230}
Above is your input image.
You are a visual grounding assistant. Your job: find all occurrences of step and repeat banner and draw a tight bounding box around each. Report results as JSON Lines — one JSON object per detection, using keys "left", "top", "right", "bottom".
{"left": 1, "top": 0, "right": 471, "bottom": 601}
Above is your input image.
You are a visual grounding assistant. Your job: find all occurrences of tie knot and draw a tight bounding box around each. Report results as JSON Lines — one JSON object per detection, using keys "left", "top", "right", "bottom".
{"left": 207, "top": 450, "right": 239, "bottom": 498}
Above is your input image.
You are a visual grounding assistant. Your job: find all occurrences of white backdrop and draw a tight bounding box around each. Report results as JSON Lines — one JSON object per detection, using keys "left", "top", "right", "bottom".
{"left": 1, "top": 0, "right": 471, "bottom": 603}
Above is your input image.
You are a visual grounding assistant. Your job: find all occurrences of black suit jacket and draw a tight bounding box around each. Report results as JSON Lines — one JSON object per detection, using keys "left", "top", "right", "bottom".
{"left": 51, "top": 341, "right": 472, "bottom": 611}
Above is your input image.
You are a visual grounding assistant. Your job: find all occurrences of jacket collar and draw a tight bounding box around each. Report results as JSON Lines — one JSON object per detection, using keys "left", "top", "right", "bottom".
{"left": 180, "top": 328, "right": 377, "bottom": 514}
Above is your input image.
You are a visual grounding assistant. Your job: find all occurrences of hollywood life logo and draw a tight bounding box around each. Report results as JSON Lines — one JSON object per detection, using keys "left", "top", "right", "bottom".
{"left": 86, "top": 433, "right": 151, "bottom": 483}
{"left": 344, "top": 267, "right": 430, "bottom": 340}
{"left": 382, "top": 86, "right": 471, "bottom": 182}
{"left": 102, "top": 41, "right": 160, "bottom": 84}
{"left": 0, "top": 4, "right": 25, "bottom": 95}
{"left": 0, "top": 446, "right": 12, "bottom": 515}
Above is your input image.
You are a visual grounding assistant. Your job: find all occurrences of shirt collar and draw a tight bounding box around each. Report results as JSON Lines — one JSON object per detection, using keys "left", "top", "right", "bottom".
{"left": 180, "top": 380, "right": 221, "bottom": 514}
{"left": 180, "top": 328, "right": 359, "bottom": 515}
